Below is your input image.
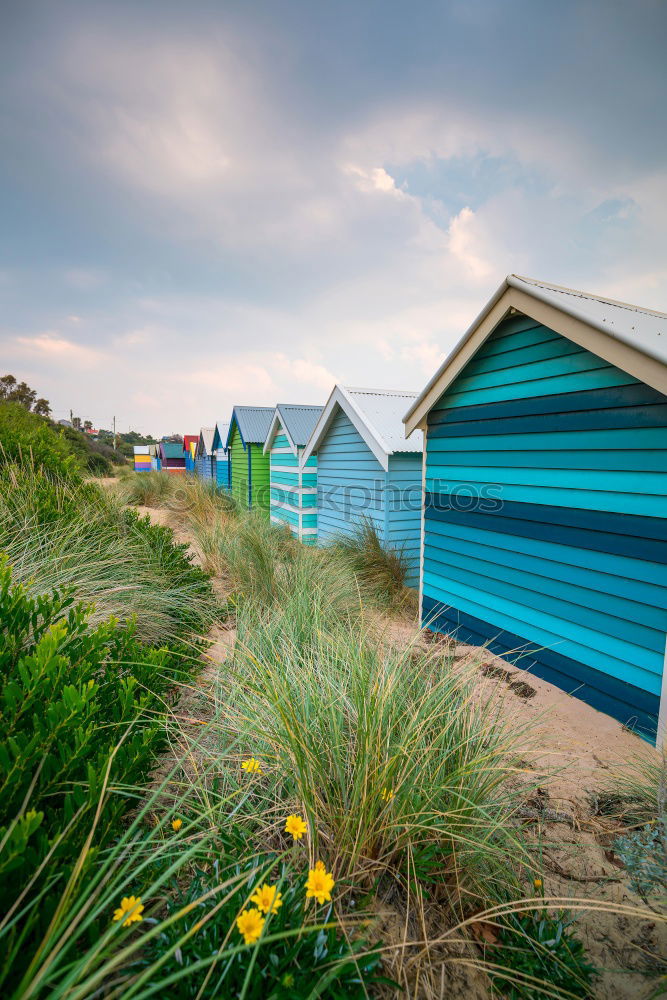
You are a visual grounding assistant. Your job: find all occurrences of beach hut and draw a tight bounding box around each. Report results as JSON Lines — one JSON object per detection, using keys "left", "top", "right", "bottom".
{"left": 404, "top": 274, "right": 667, "bottom": 743}
{"left": 133, "top": 445, "right": 152, "bottom": 472}
{"left": 302, "top": 387, "right": 423, "bottom": 585}
{"left": 159, "top": 440, "right": 186, "bottom": 474}
{"left": 183, "top": 435, "right": 198, "bottom": 474}
{"left": 263, "top": 404, "right": 323, "bottom": 543}
{"left": 195, "top": 427, "right": 215, "bottom": 481}
{"left": 226, "top": 407, "right": 274, "bottom": 513}
{"left": 211, "top": 421, "right": 230, "bottom": 490}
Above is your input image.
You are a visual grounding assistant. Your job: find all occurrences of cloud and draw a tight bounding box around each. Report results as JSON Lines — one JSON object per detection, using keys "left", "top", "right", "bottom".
{"left": 12, "top": 332, "right": 106, "bottom": 367}
{"left": 447, "top": 206, "right": 494, "bottom": 282}
{"left": 1, "top": 0, "right": 666, "bottom": 434}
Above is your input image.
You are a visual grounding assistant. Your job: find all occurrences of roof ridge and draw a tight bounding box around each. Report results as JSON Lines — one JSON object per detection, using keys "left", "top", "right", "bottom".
{"left": 344, "top": 385, "right": 420, "bottom": 397}
{"left": 513, "top": 274, "right": 667, "bottom": 321}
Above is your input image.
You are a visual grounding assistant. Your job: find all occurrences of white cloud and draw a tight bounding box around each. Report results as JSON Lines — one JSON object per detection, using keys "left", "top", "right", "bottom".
{"left": 447, "top": 206, "right": 494, "bottom": 282}
{"left": 12, "top": 332, "right": 106, "bottom": 367}
{"left": 2, "top": 5, "right": 665, "bottom": 434}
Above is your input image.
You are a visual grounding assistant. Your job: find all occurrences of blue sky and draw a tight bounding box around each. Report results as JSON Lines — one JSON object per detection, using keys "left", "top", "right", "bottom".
{"left": 1, "top": 0, "right": 666, "bottom": 434}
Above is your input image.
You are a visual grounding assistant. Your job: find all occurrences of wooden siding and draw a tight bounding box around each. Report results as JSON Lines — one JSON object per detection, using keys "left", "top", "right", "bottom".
{"left": 214, "top": 455, "right": 230, "bottom": 490}
{"left": 195, "top": 455, "right": 213, "bottom": 480}
{"left": 316, "top": 408, "right": 422, "bottom": 586}
{"left": 230, "top": 426, "right": 247, "bottom": 506}
{"left": 249, "top": 443, "right": 270, "bottom": 516}
{"left": 386, "top": 453, "right": 422, "bottom": 586}
{"left": 230, "top": 425, "right": 270, "bottom": 515}
{"left": 269, "top": 427, "right": 318, "bottom": 542}
{"left": 423, "top": 313, "right": 667, "bottom": 738}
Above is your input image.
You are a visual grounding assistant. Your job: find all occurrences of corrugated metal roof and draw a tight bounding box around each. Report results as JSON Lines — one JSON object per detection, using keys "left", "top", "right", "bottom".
{"left": 303, "top": 385, "right": 423, "bottom": 470}
{"left": 509, "top": 275, "right": 667, "bottom": 365}
{"left": 161, "top": 441, "right": 183, "bottom": 459}
{"left": 276, "top": 404, "right": 323, "bottom": 447}
{"left": 345, "top": 388, "right": 424, "bottom": 453}
{"left": 229, "top": 406, "right": 275, "bottom": 446}
{"left": 405, "top": 273, "right": 667, "bottom": 433}
{"left": 198, "top": 427, "right": 215, "bottom": 454}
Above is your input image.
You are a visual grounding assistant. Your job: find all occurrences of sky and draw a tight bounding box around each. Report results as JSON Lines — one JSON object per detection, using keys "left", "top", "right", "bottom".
{"left": 1, "top": 0, "right": 666, "bottom": 435}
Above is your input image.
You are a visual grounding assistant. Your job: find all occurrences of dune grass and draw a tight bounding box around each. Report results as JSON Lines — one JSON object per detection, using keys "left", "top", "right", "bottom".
{"left": 0, "top": 463, "right": 218, "bottom": 645}
{"left": 329, "top": 517, "right": 416, "bottom": 612}
{"left": 6, "top": 468, "right": 664, "bottom": 998}
{"left": 222, "top": 582, "right": 533, "bottom": 907}
{"left": 116, "top": 469, "right": 177, "bottom": 507}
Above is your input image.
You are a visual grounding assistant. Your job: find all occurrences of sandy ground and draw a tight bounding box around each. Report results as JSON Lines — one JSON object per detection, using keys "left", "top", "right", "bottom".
{"left": 382, "top": 617, "right": 666, "bottom": 999}
{"left": 132, "top": 499, "right": 666, "bottom": 999}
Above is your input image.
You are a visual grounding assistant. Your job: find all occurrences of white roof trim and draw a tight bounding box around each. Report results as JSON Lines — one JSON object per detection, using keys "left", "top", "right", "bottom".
{"left": 302, "top": 385, "right": 393, "bottom": 471}
{"left": 404, "top": 274, "right": 667, "bottom": 434}
{"left": 263, "top": 410, "right": 298, "bottom": 457}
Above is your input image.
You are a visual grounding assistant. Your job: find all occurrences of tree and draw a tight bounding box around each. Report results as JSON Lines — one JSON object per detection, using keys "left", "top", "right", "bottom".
{"left": 0, "top": 375, "right": 17, "bottom": 398}
{"left": 33, "top": 398, "right": 51, "bottom": 417}
{"left": 0, "top": 374, "right": 51, "bottom": 416}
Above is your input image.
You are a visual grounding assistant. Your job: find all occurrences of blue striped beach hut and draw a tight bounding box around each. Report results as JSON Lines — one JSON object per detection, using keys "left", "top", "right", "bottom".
{"left": 195, "top": 427, "right": 215, "bottom": 481}
{"left": 302, "top": 386, "right": 423, "bottom": 586}
{"left": 263, "top": 404, "right": 323, "bottom": 543}
{"left": 211, "top": 421, "right": 230, "bottom": 490}
{"left": 404, "top": 274, "right": 667, "bottom": 743}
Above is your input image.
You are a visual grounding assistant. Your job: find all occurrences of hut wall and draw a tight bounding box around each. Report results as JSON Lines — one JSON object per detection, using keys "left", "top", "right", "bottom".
{"left": 316, "top": 408, "right": 422, "bottom": 582}
{"left": 422, "top": 312, "right": 667, "bottom": 739}
{"left": 269, "top": 427, "right": 318, "bottom": 543}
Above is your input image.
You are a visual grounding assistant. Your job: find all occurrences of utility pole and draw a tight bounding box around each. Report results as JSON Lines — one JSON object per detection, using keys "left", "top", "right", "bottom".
{"left": 113, "top": 415, "right": 117, "bottom": 451}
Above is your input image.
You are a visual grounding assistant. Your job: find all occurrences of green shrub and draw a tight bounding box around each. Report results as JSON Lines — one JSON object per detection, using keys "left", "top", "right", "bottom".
{"left": 490, "top": 904, "right": 596, "bottom": 999}
{"left": 0, "top": 560, "right": 198, "bottom": 987}
{"left": 57, "top": 424, "right": 127, "bottom": 475}
{"left": 614, "top": 824, "right": 667, "bottom": 904}
{"left": 0, "top": 402, "right": 79, "bottom": 479}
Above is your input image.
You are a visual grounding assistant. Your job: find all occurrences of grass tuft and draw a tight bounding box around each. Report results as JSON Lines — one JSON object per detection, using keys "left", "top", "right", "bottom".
{"left": 0, "top": 462, "right": 218, "bottom": 644}
{"left": 330, "top": 517, "right": 417, "bottom": 613}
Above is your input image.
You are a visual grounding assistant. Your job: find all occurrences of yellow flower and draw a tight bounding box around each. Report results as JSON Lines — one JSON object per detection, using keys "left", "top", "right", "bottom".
{"left": 250, "top": 882, "right": 283, "bottom": 915}
{"left": 381, "top": 787, "right": 395, "bottom": 802}
{"left": 285, "top": 815, "right": 308, "bottom": 840}
{"left": 533, "top": 877, "right": 543, "bottom": 891}
{"left": 112, "top": 895, "right": 144, "bottom": 927}
{"left": 171, "top": 818, "right": 183, "bottom": 832}
{"left": 241, "top": 757, "right": 262, "bottom": 774}
{"left": 236, "top": 907, "right": 265, "bottom": 944}
{"left": 305, "top": 862, "right": 335, "bottom": 904}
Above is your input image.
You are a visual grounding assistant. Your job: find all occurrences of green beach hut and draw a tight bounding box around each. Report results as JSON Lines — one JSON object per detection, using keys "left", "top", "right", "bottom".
{"left": 226, "top": 406, "right": 274, "bottom": 514}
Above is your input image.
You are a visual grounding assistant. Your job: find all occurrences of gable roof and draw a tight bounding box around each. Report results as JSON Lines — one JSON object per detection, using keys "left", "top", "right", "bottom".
{"left": 263, "top": 404, "right": 324, "bottom": 455}
{"left": 226, "top": 406, "right": 274, "bottom": 450}
{"left": 182, "top": 435, "right": 198, "bottom": 454}
{"left": 196, "top": 427, "right": 215, "bottom": 456}
{"left": 211, "top": 421, "right": 229, "bottom": 453}
{"left": 302, "top": 386, "right": 423, "bottom": 471}
{"left": 405, "top": 274, "right": 667, "bottom": 434}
